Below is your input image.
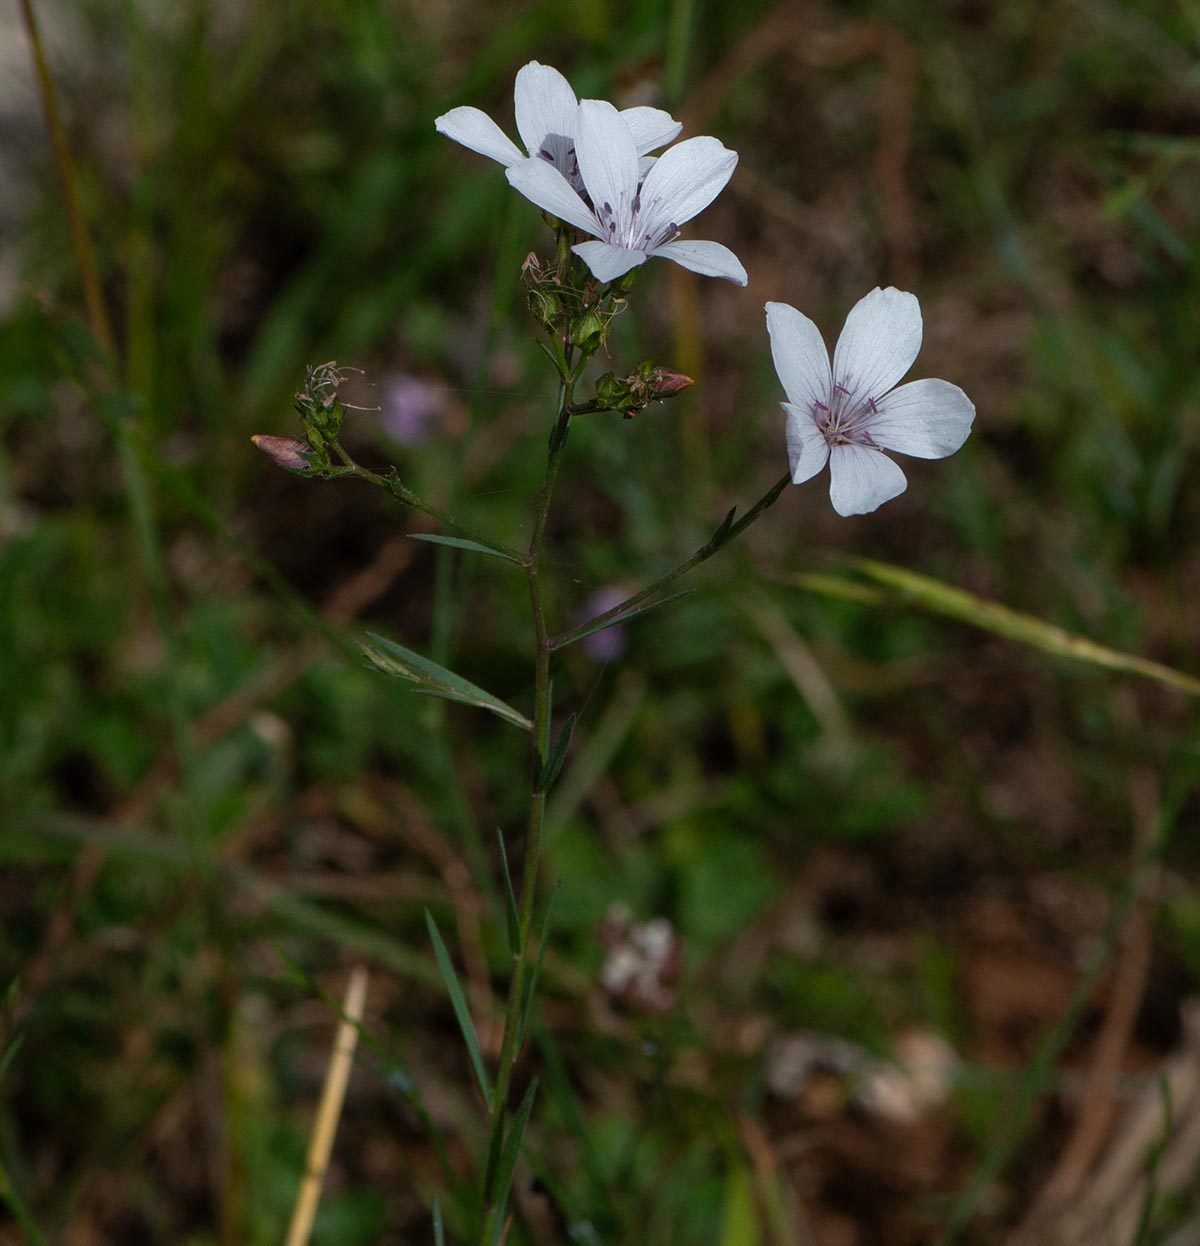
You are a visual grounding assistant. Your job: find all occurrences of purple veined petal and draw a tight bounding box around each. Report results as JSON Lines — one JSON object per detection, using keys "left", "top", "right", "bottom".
{"left": 828, "top": 443, "right": 907, "bottom": 516}
{"left": 513, "top": 62, "right": 579, "bottom": 155}
{"left": 572, "top": 240, "right": 647, "bottom": 283}
{"left": 783, "top": 403, "right": 831, "bottom": 485}
{"left": 575, "top": 100, "right": 640, "bottom": 227}
{"left": 505, "top": 158, "right": 600, "bottom": 235}
{"left": 652, "top": 239, "right": 747, "bottom": 285}
{"left": 862, "top": 377, "right": 975, "bottom": 460}
{"left": 766, "top": 302, "right": 832, "bottom": 415}
{"left": 636, "top": 136, "right": 737, "bottom": 232}
{"left": 619, "top": 105, "right": 683, "bottom": 154}
{"left": 435, "top": 106, "right": 525, "bottom": 167}
{"left": 831, "top": 287, "right": 922, "bottom": 407}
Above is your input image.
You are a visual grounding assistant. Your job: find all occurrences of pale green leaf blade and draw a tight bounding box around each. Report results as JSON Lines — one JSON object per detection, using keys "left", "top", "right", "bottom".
{"left": 792, "top": 562, "right": 1200, "bottom": 697}
{"left": 410, "top": 533, "right": 522, "bottom": 564}
{"left": 363, "top": 634, "right": 533, "bottom": 730}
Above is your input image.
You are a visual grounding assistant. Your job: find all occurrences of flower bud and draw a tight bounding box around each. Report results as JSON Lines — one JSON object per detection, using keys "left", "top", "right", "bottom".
{"left": 251, "top": 434, "right": 312, "bottom": 473}
{"left": 573, "top": 310, "right": 606, "bottom": 353}
{"left": 647, "top": 368, "right": 693, "bottom": 400}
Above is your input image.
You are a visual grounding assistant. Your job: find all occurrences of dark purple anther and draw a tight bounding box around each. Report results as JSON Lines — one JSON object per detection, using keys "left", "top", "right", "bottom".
{"left": 813, "top": 399, "right": 829, "bottom": 412}
{"left": 867, "top": 396, "right": 879, "bottom": 414}
{"left": 834, "top": 382, "right": 851, "bottom": 397}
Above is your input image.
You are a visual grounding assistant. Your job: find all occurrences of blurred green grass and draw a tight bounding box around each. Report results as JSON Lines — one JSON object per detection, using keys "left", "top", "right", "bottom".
{"left": 2, "top": 0, "right": 1199, "bottom": 1242}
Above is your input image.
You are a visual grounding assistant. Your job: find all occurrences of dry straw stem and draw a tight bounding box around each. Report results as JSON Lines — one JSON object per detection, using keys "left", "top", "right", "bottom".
{"left": 285, "top": 966, "right": 370, "bottom": 1246}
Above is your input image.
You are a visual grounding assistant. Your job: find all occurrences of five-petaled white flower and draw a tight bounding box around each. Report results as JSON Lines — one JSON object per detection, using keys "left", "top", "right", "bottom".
{"left": 506, "top": 99, "right": 747, "bottom": 286}
{"left": 766, "top": 289, "right": 975, "bottom": 516}
{"left": 434, "top": 61, "right": 681, "bottom": 193}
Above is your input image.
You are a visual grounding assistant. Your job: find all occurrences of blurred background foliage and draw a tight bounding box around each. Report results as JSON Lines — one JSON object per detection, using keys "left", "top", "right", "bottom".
{"left": 1, "top": 0, "right": 1199, "bottom": 1242}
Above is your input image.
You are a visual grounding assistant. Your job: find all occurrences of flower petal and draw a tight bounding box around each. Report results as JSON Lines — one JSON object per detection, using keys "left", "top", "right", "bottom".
{"left": 653, "top": 239, "right": 747, "bottom": 285}
{"left": 513, "top": 62, "right": 579, "bottom": 155}
{"left": 505, "top": 158, "right": 599, "bottom": 234}
{"left": 865, "top": 378, "right": 975, "bottom": 460}
{"left": 620, "top": 105, "right": 683, "bottom": 154}
{"left": 765, "top": 302, "right": 832, "bottom": 415}
{"left": 575, "top": 99, "right": 640, "bottom": 224}
{"left": 832, "top": 287, "right": 922, "bottom": 406}
{"left": 435, "top": 106, "right": 525, "bottom": 167}
{"left": 783, "top": 403, "right": 831, "bottom": 485}
{"left": 828, "top": 444, "right": 907, "bottom": 516}
{"left": 572, "top": 240, "right": 646, "bottom": 283}
{"left": 636, "top": 136, "right": 737, "bottom": 232}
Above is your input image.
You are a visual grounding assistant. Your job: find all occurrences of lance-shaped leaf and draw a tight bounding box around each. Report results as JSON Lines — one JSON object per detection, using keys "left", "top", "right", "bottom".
{"left": 363, "top": 634, "right": 533, "bottom": 730}
{"left": 538, "top": 712, "right": 577, "bottom": 791}
{"left": 486, "top": 1078, "right": 539, "bottom": 1245}
{"left": 425, "top": 911, "right": 492, "bottom": 1102}
{"left": 409, "top": 533, "right": 523, "bottom": 564}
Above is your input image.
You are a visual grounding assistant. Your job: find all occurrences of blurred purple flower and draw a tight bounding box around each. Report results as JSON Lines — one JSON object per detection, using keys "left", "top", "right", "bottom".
{"left": 380, "top": 374, "right": 445, "bottom": 447}
{"left": 576, "top": 584, "right": 631, "bottom": 662}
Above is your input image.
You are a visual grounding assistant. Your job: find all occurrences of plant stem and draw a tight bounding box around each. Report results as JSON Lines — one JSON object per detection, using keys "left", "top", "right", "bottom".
{"left": 550, "top": 471, "right": 790, "bottom": 650}
{"left": 479, "top": 372, "right": 574, "bottom": 1242}
{"left": 17, "top": 0, "right": 116, "bottom": 363}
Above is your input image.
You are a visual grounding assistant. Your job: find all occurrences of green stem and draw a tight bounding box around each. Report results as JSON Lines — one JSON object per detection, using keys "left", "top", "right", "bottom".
{"left": 479, "top": 374, "right": 574, "bottom": 1243}
{"left": 551, "top": 471, "right": 790, "bottom": 650}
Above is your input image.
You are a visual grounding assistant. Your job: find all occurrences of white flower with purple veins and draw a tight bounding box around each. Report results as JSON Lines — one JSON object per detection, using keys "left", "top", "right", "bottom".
{"left": 434, "top": 61, "right": 681, "bottom": 193}
{"left": 766, "top": 288, "right": 975, "bottom": 516}
{"left": 506, "top": 99, "right": 747, "bottom": 286}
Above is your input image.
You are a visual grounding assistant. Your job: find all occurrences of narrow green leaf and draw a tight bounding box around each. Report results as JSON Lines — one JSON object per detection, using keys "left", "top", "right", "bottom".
{"left": 487, "top": 1078, "right": 540, "bottom": 1246}
{"left": 711, "top": 505, "right": 737, "bottom": 546}
{"left": 425, "top": 911, "right": 491, "bottom": 1102}
{"left": 517, "top": 883, "right": 559, "bottom": 1052}
{"left": 0, "top": 1033, "right": 25, "bottom": 1084}
{"left": 410, "top": 533, "right": 522, "bottom": 564}
{"left": 433, "top": 1197, "right": 445, "bottom": 1246}
{"left": 363, "top": 633, "right": 533, "bottom": 730}
{"left": 497, "top": 830, "right": 521, "bottom": 955}
{"left": 554, "top": 589, "right": 694, "bottom": 651}
{"left": 538, "top": 712, "right": 577, "bottom": 791}
{"left": 795, "top": 560, "right": 1200, "bottom": 698}
{"left": 720, "top": 1163, "right": 762, "bottom": 1246}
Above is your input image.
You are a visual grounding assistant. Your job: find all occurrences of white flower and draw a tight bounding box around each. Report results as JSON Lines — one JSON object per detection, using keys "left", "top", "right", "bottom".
{"left": 434, "top": 61, "right": 681, "bottom": 193}
{"left": 765, "top": 288, "right": 975, "bottom": 516}
{"left": 506, "top": 99, "right": 747, "bottom": 286}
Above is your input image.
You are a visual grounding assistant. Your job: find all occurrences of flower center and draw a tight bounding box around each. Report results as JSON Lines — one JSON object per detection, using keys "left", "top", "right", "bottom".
{"left": 595, "top": 192, "right": 680, "bottom": 253}
{"left": 812, "top": 380, "right": 880, "bottom": 447}
{"left": 538, "top": 133, "right": 582, "bottom": 191}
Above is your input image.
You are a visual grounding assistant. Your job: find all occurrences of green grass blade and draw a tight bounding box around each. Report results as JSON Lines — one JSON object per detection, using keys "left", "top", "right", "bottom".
{"left": 792, "top": 561, "right": 1200, "bottom": 697}
{"left": 363, "top": 633, "right": 533, "bottom": 730}
{"left": 410, "top": 533, "right": 523, "bottom": 564}
{"left": 433, "top": 1196, "right": 446, "bottom": 1246}
{"left": 425, "top": 911, "right": 491, "bottom": 1103}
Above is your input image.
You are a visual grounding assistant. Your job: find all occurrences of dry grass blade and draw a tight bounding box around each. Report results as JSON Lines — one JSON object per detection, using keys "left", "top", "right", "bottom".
{"left": 285, "top": 966, "right": 370, "bottom": 1246}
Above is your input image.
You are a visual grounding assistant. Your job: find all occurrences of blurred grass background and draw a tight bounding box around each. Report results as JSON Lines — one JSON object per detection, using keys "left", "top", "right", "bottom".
{"left": 1, "top": 0, "right": 1199, "bottom": 1242}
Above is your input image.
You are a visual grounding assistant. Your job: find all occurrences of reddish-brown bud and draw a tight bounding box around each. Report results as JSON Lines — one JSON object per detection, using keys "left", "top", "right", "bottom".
{"left": 251, "top": 434, "right": 312, "bottom": 472}
{"left": 649, "top": 369, "right": 693, "bottom": 400}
